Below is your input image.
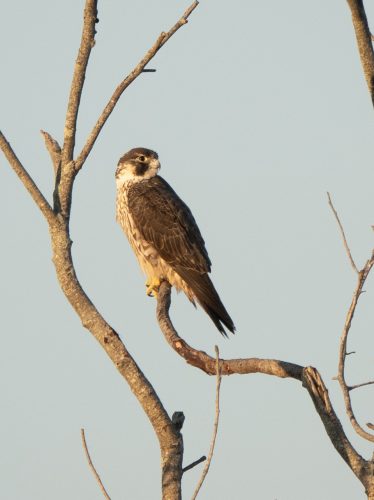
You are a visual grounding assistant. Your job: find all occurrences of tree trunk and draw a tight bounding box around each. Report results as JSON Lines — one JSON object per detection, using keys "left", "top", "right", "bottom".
{"left": 161, "top": 433, "right": 183, "bottom": 500}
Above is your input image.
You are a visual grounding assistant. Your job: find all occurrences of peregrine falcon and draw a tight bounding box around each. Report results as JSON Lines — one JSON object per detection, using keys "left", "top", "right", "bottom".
{"left": 115, "top": 147, "right": 235, "bottom": 336}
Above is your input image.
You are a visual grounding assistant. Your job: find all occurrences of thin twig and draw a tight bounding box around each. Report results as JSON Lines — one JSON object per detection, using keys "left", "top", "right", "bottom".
{"left": 348, "top": 380, "right": 374, "bottom": 391}
{"left": 182, "top": 456, "right": 206, "bottom": 474}
{"left": 0, "top": 130, "right": 56, "bottom": 224}
{"left": 337, "top": 249, "right": 374, "bottom": 442}
{"left": 327, "top": 192, "right": 359, "bottom": 274}
{"left": 74, "top": 0, "right": 199, "bottom": 172}
{"left": 81, "top": 429, "right": 111, "bottom": 500}
{"left": 192, "top": 346, "right": 222, "bottom": 500}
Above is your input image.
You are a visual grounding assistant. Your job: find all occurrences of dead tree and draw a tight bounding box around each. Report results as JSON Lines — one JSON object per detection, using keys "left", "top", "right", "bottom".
{"left": 1, "top": 1, "right": 373, "bottom": 498}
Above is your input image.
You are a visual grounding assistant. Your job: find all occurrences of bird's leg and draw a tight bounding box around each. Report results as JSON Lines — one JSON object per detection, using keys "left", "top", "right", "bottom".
{"left": 145, "top": 276, "right": 162, "bottom": 298}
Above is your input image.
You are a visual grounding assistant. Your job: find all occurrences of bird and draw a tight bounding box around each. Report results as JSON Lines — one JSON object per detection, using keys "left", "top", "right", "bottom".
{"left": 115, "top": 147, "right": 235, "bottom": 336}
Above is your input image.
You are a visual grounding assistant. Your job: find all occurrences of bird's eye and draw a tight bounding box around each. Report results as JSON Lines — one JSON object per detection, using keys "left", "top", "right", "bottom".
{"left": 138, "top": 155, "right": 146, "bottom": 162}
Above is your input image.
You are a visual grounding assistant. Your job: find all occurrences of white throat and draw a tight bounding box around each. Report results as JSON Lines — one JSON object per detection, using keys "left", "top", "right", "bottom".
{"left": 116, "top": 159, "right": 160, "bottom": 190}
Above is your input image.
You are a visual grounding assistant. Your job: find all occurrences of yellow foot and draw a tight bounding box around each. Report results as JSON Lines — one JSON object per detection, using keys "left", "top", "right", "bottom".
{"left": 145, "top": 277, "right": 162, "bottom": 298}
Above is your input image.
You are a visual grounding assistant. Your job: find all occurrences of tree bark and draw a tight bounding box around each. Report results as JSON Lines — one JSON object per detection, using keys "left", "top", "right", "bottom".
{"left": 346, "top": 0, "right": 374, "bottom": 105}
{"left": 49, "top": 217, "right": 184, "bottom": 499}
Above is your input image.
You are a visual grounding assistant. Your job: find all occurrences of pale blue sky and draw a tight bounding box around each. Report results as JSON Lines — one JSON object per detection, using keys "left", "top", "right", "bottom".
{"left": 1, "top": 1, "right": 373, "bottom": 499}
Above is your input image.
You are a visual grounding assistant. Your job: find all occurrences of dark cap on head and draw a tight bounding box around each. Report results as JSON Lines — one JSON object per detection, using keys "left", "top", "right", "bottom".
{"left": 118, "top": 147, "right": 158, "bottom": 165}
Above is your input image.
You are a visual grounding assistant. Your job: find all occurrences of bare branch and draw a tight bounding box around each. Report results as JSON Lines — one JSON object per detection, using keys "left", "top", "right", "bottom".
{"left": 81, "top": 429, "right": 111, "bottom": 500}
{"left": 346, "top": 0, "right": 374, "bottom": 105}
{"left": 367, "top": 423, "right": 374, "bottom": 430}
{"left": 74, "top": 0, "right": 199, "bottom": 172}
{"left": 157, "top": 281, "right": 374, "bottom": 491}
{"left": 302, "top": 367, "right": 370, "bottom": 487}
{"left": 40, "top": 130, "right": 61, "bottom": 176}
{"left": 156, "top": 281, "right": 304, "bottom": 380}
{"left": 48, "top": 223, "right": 183, "bottom": 499}
{"left": 349, "top": 380, "right": 374, "bottom": 391}
{"left": 338, "top": 250, "right": 374, "bottom": 442}
{"left": 182, "top": 456, "right": 206, "bottom": 474}
{"left": 3, "top": 2, "right": 197, "bottom": 495}
{"left": 0, "top": 131, "right": 56, "bottom": 224}
{"left": 327, "top": 192, "right": 359, "bottom": 274}
{"left": 62, "top": 0, "right": 98, "bottom": 164}
{"left": 192, "top": 346, "right": 222, "bottom": 500}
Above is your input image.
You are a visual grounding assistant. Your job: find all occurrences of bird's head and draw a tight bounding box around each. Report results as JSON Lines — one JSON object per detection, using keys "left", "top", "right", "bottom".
{"left": 115, "top": 147, "right": 160, "bottom": 187}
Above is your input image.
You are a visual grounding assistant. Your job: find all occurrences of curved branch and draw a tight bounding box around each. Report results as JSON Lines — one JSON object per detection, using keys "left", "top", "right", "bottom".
{"left": 3, "top": 1, "right": 202, "bottom": 496}
{"left": 156, "top": 281, "right": 303, "bottom": 380}
{"left": 157, "top": 281, "right": 373, "bottom": 492}
{"left": 0, "top": 131, "right": 55, "bottom": 224}
{"left": 74, "top": 0, "right": 199, "bottom": 172}
{"left": 346, "top": 0, "right": 374, "bottom": 105}
{"left": 156, "top": 279, "right": 371, "bottom": 482}
{"left": 338, "top": 251, "right": 374, "bottom": 442}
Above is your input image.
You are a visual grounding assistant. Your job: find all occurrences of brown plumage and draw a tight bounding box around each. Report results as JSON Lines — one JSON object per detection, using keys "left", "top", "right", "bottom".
{"left": 115, "top": 147, "right": 235, "bottom": 336}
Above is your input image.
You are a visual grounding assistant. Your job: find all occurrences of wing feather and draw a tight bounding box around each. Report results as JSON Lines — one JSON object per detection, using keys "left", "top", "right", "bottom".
{"left": 127, "top": 175, "right": 235, "bottom": 335}
{"left": 127, "top": 176, "right": 211, "bottom": 273}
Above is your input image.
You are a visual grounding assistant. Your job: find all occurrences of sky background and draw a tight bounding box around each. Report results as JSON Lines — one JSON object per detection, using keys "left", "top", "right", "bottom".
{"left": 1, "top": 1, "right": 373, "bottom": 499}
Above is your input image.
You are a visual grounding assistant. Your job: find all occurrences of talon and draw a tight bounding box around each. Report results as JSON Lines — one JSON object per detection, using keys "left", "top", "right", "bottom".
{"left": 145, "top": 277, "right": 161, "bottom": 298}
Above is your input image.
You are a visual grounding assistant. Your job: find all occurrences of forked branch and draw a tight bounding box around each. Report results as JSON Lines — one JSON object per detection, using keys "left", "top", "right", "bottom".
{"left": 2, "top": 1, "right": 200, "bottom": 497}
{"left": 328, "top": 194, "right": 374, "bottom": 442}
{"left": 156, "top": 281, "right": 374, "bottom": 493}
{"left": 74, "top": 0, "right": 199, "bottom": 172}
{"left": 337, "top": 250, "right": 374, "bottom": 442}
